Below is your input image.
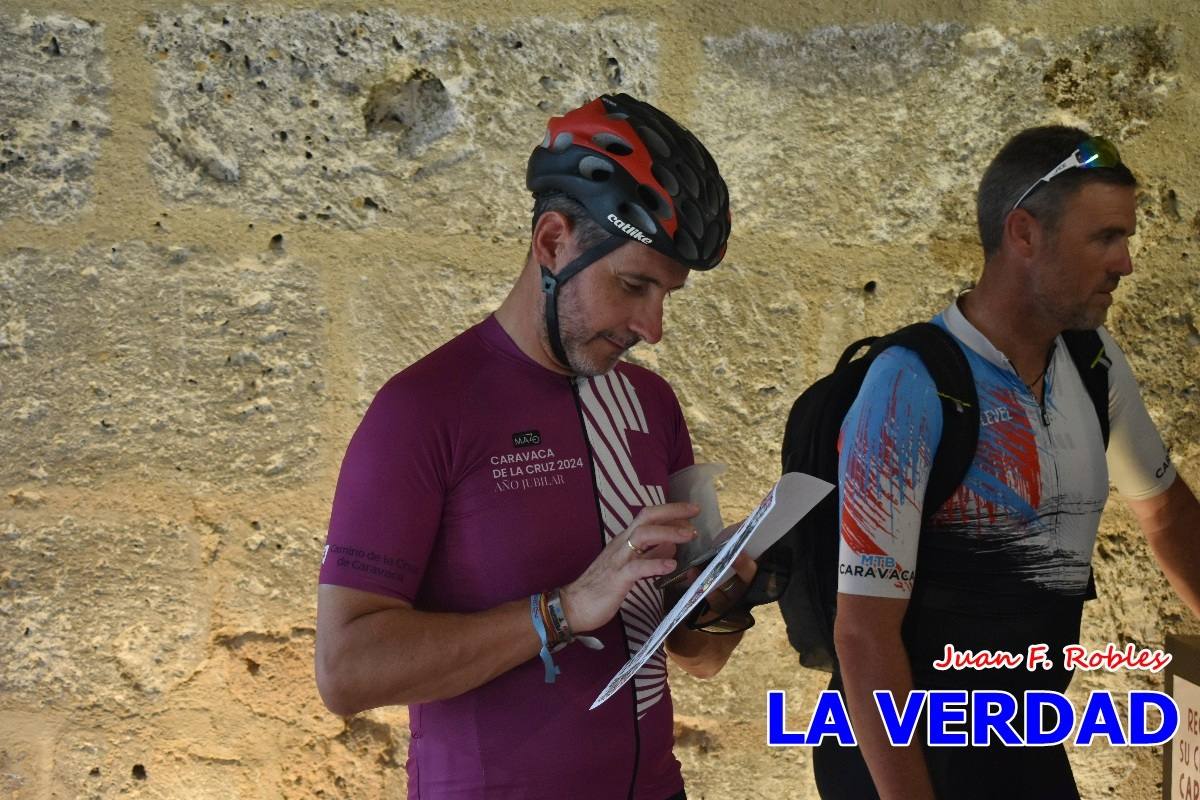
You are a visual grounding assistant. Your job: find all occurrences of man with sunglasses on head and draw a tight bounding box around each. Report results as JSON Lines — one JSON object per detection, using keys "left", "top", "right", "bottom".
{"left": 313, "top": 94, "right": 753, "bottom": 800}
{"left": 824, "top": 126, "right": 1200, "bottom": 799}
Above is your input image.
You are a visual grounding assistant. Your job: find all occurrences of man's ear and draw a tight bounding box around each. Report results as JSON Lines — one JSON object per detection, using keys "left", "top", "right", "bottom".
{"left": 1002, "top": 207, "right": 1044, "bottom": 260}
{"left": 531, "top": 211, "right": 574, "bottom": 273}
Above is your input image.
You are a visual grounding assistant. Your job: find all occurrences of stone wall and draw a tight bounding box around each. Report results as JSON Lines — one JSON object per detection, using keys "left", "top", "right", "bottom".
{"left": 1, "top": 1, "right": 1197, "bottom": 797}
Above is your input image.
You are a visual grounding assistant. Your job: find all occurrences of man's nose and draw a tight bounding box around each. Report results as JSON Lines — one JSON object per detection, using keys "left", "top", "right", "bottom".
{"left": 1115, "top": 241, "right": 1134, "bottom": 276}
{"left": 629, "top": 295, "right": 665, "bottom": 345}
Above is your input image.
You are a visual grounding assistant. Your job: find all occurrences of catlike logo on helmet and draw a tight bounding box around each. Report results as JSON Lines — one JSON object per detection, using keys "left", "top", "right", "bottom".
{"left": 607, "top": 213, "right": 653, "bottom": 245}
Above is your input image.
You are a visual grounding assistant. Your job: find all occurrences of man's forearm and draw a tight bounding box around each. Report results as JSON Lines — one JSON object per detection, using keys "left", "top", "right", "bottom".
{"left": 666, "top": 626, "right": 742, "bottom": 678}
{"left": 837, "top": 633, "right": 936, "bottom": 800}
{"left": 317, "top": 592, "right": 541, "bottom": 714}
{"left": 1135, "top": 477, "right": 1200, "bottom": 617}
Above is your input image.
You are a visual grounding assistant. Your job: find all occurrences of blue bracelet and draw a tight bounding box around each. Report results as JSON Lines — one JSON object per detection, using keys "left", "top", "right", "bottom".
{"left": 530, "top": 594, "right": 561, "bottom": 684}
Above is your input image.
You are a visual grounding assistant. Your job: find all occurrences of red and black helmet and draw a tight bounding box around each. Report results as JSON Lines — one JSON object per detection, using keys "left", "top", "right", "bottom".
{"left": 527, "top": 93, "right": 730, "bottom": 270}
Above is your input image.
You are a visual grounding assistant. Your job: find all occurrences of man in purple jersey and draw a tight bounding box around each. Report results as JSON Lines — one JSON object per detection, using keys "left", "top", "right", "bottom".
{"left": 315, "top": 94, "right": 751, "bottom": 800}
{"left": 826, "top": 127, "right": 1200, "bottom": 799}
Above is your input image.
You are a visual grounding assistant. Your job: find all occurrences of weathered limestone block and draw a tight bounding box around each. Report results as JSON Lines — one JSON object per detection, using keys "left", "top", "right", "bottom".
{"left": 31, "top": 623, "right": 407, "bottom": 797}
{"left": 0, "top": 243, "right": 326, "bottom": 488}
{"left": 212, "top": 632, "right": 408, "bottom": 797}
{"left": 209, "top": 515, "right": 325, "bottom": 632}
{"left": 0, "top": 711, "right": 58, "bottom": 798}
{"left": 643, "top": 248, "right": 974, "bottom": 503}
{"left": 698, "top": 24, "right": 1178, "bottom": 245}
{"left": 0, "top": 13, "right": 109, "bottom": 222}
{"left": 0, "top": 517, "right": 208, "bottom": 709}
{"left": 670, "top": 610, "right": 824, "bottom": 798}
{"left": 1108, "top": 237, "right": 1200, "bottom": 453}
{"left": 50, "top": 719, "right": 263, "bottom": 800}
{"left": 346, "top": 244, "right": 513, "bottom": 409}
{"left": 140, "top": 8, "right": 658, "bottom": 234}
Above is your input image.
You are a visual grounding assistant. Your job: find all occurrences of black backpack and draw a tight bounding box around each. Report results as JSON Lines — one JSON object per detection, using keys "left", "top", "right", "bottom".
{"left": 763, "top": 322, "right": 1111, "bottom": 672}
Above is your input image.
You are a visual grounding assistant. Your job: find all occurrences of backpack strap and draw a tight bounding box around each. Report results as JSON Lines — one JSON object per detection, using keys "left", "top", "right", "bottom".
{"left": 1060, "top": 328, "right": 1112, "bottom": 602}
{"left": 1060, "top": 329, "right": 1111, "bottom": 448}
{"left": 877, "top": 323, "right": 980, "bottom": 523}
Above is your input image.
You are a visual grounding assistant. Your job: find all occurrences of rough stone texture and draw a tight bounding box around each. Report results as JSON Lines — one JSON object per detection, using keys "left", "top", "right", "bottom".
{"left": 140, "top": 8, "right": 657, "bottom": 234}
{"left": 346, "top": 243, "right": 514, "bottom": 410}
{"left": 204, "top": 511, "right": 326, "bottom": 634}
{"left": 639, "top": 243, "right": 977, "bottom": 504}
{"left": 40, "top": 635, "right": 407, "bottom": 799}
{"left": 699, "top": 24, "right": 1179, "bottom": 245}
{"left": 1, "top": 516, "right": 208, "bottom": 710}
{"left": 0, "top": 712, "right": 57, "bottom": 798}
{"left": 671, "top": 609, "right": 826, "bottom": 796}
{"left": 0, "top": 243, "right": 327, "bottom": 489}
{"left": 0, "top": 13, "right": 110, "bottom": 223}
{"left": 2, "top": 5, "right": 1199, "bottom": 800}
{"left": 1108, "top": 237, "right": 1200, "bottom": 457}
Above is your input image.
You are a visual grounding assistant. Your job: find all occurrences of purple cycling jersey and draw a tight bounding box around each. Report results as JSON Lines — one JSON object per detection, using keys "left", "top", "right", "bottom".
{"left": 320, "top": 315, "right": 693, "bottom": 800}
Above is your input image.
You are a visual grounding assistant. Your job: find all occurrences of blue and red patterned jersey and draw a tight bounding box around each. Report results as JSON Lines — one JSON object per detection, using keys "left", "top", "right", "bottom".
{"left": 837, "top": 298, "right": 1174, "bottom": 607}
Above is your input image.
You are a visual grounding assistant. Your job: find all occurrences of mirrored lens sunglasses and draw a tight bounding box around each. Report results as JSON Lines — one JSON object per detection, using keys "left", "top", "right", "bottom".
{"left": 1009, "top": 137, "right": 1122, "bottom": 213}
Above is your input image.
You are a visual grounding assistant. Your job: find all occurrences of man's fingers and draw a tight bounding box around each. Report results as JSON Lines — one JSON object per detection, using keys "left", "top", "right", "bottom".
{"left": 632, "top": 502, "right": 700, "bottom": 527}
{"left": 639, "top": 542, "right": 679, "bottom": 561}
{"left": 624, "top": 523, "right": 695, "bottom": 553}
{"left": 731, "top": 552, "right": 758, "bottom": 584}
{"left": 626, "top": 557, "right": 677, "bottom": 582}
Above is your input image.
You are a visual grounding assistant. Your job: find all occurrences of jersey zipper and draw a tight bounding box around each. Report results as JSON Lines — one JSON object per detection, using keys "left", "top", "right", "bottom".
{"left": 569, "top": 376, "right": 642, "bottom": 800}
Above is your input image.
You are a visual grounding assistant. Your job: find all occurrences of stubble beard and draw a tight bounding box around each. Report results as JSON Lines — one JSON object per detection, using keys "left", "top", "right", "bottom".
{"left": 1030, "top": 259, "right": 1112, "bottom": 332}
{"left": 539, "top": 284, "right": 629, "bottom": 377}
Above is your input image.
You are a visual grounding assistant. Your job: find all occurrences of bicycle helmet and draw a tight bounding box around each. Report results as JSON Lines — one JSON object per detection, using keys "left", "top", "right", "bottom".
{"left": 526, "top": 93, "right": 731, "bottom": 369}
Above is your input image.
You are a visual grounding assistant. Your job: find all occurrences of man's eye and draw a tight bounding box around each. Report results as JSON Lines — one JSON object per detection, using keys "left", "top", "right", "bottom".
{"left": 621, "top": 280, "right": 647, "bottom": 294}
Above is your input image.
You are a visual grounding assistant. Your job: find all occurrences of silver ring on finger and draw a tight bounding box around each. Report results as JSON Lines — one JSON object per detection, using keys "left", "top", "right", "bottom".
{"left": 626, "top": 538, "right": 649, "bottom": 556}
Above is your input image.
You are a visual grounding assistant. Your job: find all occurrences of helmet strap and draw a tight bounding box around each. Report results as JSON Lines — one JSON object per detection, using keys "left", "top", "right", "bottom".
{"left": 539, "top": 235, "right": 626, "bottom": 371}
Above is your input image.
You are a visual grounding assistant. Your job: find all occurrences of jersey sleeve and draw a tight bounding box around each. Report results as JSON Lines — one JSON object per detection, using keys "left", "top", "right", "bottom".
{"left": 837, "top": 347, "right": 944, "bottom": 599}
{"left": 318, "top": 374, "right": 452, "bottom": 603}
{"left": 1099, "top": 328, "right": 1176, "bottom": 500}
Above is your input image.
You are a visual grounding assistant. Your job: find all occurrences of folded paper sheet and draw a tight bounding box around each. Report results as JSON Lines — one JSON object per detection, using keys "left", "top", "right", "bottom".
{"left": 591, "top": 471, "right": 834, "bottom": 710}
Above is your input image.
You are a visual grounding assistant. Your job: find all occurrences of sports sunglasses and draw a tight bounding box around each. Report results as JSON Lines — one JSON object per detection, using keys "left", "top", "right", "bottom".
{"left": 1010, "top": 136, "right": 1122, "bottom": 213}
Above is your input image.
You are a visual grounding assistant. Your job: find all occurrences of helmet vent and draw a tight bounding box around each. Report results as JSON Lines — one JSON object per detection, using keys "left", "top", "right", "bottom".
{"left": 592, "top": 132, "right": 633, "bottom": 156}
{"left": 578, "top": 155, "right": 613, "bottom": 182}
{"left": 674, "top": 228, "right": 698, "bottom": 261}
{"left": 700, "top": 221, "right": 722, "bottom": 258}
{"left": 678, "top": 197, "right": 702, "bottom": 237}
{"left": 651, "top": 163, "right": 679, "bottom": 197}
{"left": 550, "top": 132, "right": 574, "bottom": 153}
{"left": 637, "top": 184, "right": 668, "bottom": 216}
{"left": 675, "top": 161, "right": 700, "bottom": 198}
{"left": 635, "top": 125, "right": 671, "bottom": 158}
{"left": 617, "top": 201, "right": 657, "bottom": 235}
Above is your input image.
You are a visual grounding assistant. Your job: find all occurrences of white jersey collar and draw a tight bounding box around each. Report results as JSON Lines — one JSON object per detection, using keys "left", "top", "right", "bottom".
{"left": 941, "top": 295, "right": 1019, "bottom": 373}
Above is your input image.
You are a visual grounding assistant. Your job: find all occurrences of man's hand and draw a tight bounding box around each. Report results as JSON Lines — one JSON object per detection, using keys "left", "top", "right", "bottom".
{"left": 680, "top": 549, "right": 759, "bottom": 627}
{"left": 561, "top": 502, "right": 699, "bottom": 633}
{"left": 316, "top": 502, "right": 702, "bottom": 713}
{"left": 665, "top": 544, "right": 759, "bottom": 679}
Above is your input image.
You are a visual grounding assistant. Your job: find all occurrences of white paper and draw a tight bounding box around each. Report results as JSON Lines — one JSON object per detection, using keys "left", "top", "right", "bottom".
{"left": 591, "top": 471, "right": 834, "bottom": 710}
{"left": 656, "top": 463, "right": 728, "bottom": 588}
{"left": 669, "top": 463, "right": 727, "bottom": 543}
